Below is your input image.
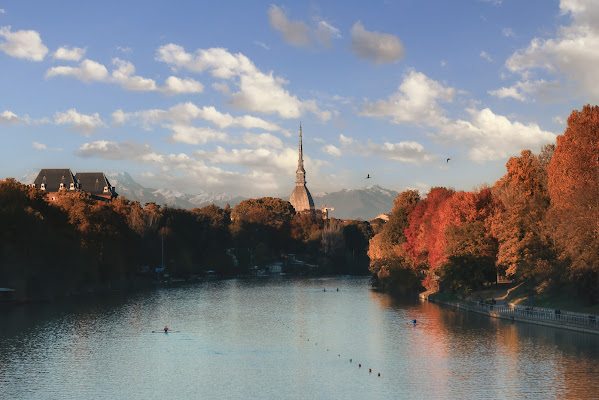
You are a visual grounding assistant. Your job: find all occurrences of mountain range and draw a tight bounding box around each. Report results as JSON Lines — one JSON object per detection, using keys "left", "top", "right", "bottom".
{"left": 20, "top": 171, "right": 397, "bottom": 220}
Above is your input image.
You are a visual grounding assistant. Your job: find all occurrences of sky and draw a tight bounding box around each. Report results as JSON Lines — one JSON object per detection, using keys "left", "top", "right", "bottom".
{"left": 0, "top": 0, "right": 596, "bottom": 198}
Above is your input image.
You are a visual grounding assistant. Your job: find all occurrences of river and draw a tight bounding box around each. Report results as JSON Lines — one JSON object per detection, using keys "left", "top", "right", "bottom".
{"left": 1, "top": 276, "right": 599, "bottom": 399}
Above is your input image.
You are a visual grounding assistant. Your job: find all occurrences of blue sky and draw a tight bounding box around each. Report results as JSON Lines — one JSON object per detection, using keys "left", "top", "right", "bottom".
{"left": 0, "top": 0, "right": 595, "bottom": 198}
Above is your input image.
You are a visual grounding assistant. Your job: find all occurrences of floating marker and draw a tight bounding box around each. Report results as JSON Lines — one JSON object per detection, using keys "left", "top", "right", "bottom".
{"left": 359, "top": 364, "right": 361, "bottom": 368}
{"left": 369, "top": 369, "right": 372, "bottom": 373}
{"left": 350, "top": 359, "right": 352, "bottom": 362}
{"left": 378, "top": 373, "right": 380, "bottom": 377}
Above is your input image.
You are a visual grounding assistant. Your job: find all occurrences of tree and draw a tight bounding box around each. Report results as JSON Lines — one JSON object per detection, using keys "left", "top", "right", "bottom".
{"left": 547, "top": 105, "right": 599, "bottom": 301}
{"left": 491, "top": 149, "right": 557, "bottom": 281}
{"left": 368, "top": 190, "right": 421, "bottom": 292}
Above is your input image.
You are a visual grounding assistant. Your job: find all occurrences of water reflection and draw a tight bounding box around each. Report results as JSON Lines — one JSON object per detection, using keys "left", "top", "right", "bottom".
{"left": 1, "top": 277, "right": 599, "bottom": 399}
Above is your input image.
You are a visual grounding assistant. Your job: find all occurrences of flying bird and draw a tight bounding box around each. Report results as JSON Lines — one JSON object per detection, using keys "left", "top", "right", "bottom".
{"left": 446, "top": 158, "right": 451, "bottom": 163}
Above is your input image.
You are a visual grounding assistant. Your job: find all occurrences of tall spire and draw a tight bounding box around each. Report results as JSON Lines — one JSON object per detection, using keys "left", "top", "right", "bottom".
{"left": 289, "top": 122, "right": 315, "bottom": 212}
{"left": 296, "top": 122, "right": 306, "bottom": 186}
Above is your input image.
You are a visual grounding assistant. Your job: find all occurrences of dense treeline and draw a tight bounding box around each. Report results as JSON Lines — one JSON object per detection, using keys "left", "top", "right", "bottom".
{"left": 369, "top": 105, "right": 599, "bottom": 303}
{"left": 0, "top": 184, "right": 372, "bottom": 302}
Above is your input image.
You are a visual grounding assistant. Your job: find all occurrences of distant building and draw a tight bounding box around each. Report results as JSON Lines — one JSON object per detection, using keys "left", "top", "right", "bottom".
{"left": 289, "top": 123, "right": 315, "bottom": 213}
{"left": 31, "top": 168, "right": 117, "bottom": 201}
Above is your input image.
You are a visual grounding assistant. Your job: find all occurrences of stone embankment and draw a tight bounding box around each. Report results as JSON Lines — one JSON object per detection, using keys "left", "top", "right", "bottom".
{"left": 421, "top": 292, "right": 599, "bottom": 335}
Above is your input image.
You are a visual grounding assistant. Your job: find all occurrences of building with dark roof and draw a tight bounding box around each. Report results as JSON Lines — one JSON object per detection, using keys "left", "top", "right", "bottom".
{"left": 31, "top": 168, "right": 117, "bottom": 201}
{"left": 289, "top": 123, "right": 315, "bottom": 213}
{"left": 32, "top": 168, "right": 78, "bottom": 201}
{"left": 74, "top": 172, "right": 117, "bottom": 201}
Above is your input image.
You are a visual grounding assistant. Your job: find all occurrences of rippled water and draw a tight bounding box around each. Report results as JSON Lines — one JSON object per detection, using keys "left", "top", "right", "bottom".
{"left": 2, "top": 277, "right": 599, "bottom": 399}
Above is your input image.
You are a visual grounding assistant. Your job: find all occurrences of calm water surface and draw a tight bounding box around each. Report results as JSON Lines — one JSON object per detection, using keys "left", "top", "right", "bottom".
{"left": 1, "top": 277, "right": 599, "bottom": 399}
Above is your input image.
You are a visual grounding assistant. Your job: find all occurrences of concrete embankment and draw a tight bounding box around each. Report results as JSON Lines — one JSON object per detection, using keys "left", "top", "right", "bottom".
{"left": 422, "top": 293, "right": 599, "bottom": 336}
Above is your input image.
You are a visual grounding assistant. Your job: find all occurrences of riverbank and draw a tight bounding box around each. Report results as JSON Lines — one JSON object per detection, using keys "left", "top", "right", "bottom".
{"left": 422, "top": 290, "right": 599, "bottom": 336}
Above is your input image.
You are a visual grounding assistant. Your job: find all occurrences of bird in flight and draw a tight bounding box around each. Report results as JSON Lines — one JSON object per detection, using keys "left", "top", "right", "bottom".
{"left": 446, "top": 158, "right": 451, "bottom": 163}
{"left": 366, "top": 174, "right": 371, "bottom": 179}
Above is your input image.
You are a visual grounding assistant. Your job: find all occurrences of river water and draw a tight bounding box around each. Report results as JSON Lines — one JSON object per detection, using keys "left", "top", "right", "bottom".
{"left": 1, "top": 277, "right": 599, "bottom": 399}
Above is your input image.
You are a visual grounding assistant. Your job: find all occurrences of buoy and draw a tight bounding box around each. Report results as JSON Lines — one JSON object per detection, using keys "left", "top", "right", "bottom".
{"left": 350, "top": 359, "right": 352, "bottom": 362}
{"left": 359, "top": 364, "right": 361, "bottom": 368}
{"left": 164, "top": 326, "right": 168, "bottom": 332}
{"left": 378, "top": 373, "right": 380, "bottom": 377}
{"left": 369, "top": 369, "right": 372, "bottom": 373}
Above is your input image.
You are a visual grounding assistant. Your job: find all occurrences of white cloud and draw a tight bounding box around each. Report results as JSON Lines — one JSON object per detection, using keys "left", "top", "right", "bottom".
{"left": 361, "top": 70, "right": 455, "bottom": 124}
{"left": 488, "top": 79, "right": 561, "bottom": 101}
{"left": 501, "top": 0, "right": 599, "bottom": 102}
{"left": 32, "top": 142, "right": 46, "bottom": 150}
{"left": 54, "top": 108, "right": 106, "bottom": 135}
{"left": 76, "top": 140, "right": 290, "bottom": 195}
{"left": 323, "top": 144, "right": 342, "bottom": 157}
{"left": 359, "top": 69, "right": 555, "bottom": 162}
{"left": 197, "top": 145, "right": 298, "bottom": 171}
{"left": 364, "top": 141, "right": 436, "bottom": 164}
{"left": 480, "top": 51, "right": 493, "bottom": 62}
{"left": 0, "top": 9, "right": 5, "bottom": 14}
{"left": 339, "top": 134, "right": 354, "bottom": 145}
{"left": 116, "top": 103, "right": 283, "bottom": 134}
{"left": 156, "top": 44, "right": 330, "bottom": 120}
{"left": 0, "top": 26, "right": 48, "bottom": 61}
{"left": 242, "top": 132, "right": 283, "bottom": 148}
{"left": 162, "top": 76, "right": 204, "bottom": 95}
{"left": 267, "top": 5, "right": 340, "bottom": 48}
{"left": 350, "top": 21, "right": 404, "bottom": 64}
{"left": 170, "top": 125, "right": 228, "bottom": 145}
{"left": 47, "top": 57, "right": 203, "bottom": 95}
{"left": 110, "top": 58, "right": 157, "bottom": 91}
{"left": 53, "top": 46, "right": 86, "bottom": 61}
{"left": 46, "top": 59, "right": 109, "bottom": 82}
{"left": 438, "top": 108, "right": 556, "bottom": 161}
{"left": 0, "top": 110, "right": 22, "bottom": 124}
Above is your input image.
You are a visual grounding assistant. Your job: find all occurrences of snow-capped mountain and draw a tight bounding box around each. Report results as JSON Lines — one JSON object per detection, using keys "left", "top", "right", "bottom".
{"left": 312, "top": 185, "right": 398, "bottom": 220}
{"left": 19, "top": 170, "right": 398, "bottom": 219}
{"left": 105, "top": 172, "right": 245, "bottom": 209}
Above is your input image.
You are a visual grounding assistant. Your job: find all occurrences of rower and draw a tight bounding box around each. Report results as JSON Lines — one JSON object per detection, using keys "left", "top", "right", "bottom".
{"left": 164, "top": 326, "right": 168, "bottom": 333}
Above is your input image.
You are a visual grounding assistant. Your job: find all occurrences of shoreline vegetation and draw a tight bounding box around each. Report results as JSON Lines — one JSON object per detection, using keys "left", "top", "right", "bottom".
{"left": 1, "top": 105, "right": 598, "bottom": 322}
{"left": 0, "top": 187, "right": 373, "bottom": 304}
{"left": 368, "top": 105, "right": 599, "bottom": 316}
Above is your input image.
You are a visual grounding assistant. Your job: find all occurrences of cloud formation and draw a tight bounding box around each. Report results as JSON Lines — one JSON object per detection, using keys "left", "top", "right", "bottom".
{"left": 46, "top": 57, "right": 204, "bottom": 95}
{"left": 156, "top": 44, "right": 331, "bottom": 120}
{"left": 438, "top": 108, "right": 556, "bottom": 161}
{"left": 53, "top": 46, "right": 86, "bottom": 61}
{"left": 268, "top": 5, "right": 340, "bottom": 48}
{"left": 0, "top": 26, "right": 48, "bottom": 61}
{"left": 75, "top": 140, "right": 291, "bottom": 195}
{"left": 498, "top": 0, "right": 599, "bottom": 102}
{"left": 350, "top": 21, "right": 404, "bottom": 64}
{"left": 361, "top": 70, "right": 556, "bottom": 161}
{"left": 322, "top": 144, "right": 342, "bottom": 157}
{"left": 32, "top": 142, "right": 47, "bottom": 150}
{"left": 54, "top": 109, "right": 107, "bottom": 135}
{"left": 361, "top": 70, "right": 455, "bottom": 124}
{"left": 0, "top": 110, "right": 22, "bottom": 124}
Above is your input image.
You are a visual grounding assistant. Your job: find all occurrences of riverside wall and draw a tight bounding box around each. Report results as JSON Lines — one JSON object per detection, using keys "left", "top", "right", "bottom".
{"left": 422, "top": 294, "right": 599, "bottom": 336}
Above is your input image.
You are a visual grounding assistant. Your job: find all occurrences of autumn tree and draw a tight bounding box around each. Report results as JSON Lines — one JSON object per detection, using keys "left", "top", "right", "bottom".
{"left": 547, "top": 105, "right": 599, "bottom": 301}
{"left": 491, "top": 148, "right": 558, "bottom": 281}
{"left": 368, "top": 190, "right": 421, "bottom": 292}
